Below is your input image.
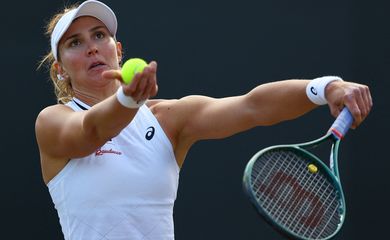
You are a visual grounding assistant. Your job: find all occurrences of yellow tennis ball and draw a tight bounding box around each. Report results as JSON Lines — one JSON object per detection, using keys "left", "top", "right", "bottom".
{"left": 121, "top": 58, "right": 148, "bottom": 84}
{"left": 308, "top": 164, "right": 318, "bottom": 174}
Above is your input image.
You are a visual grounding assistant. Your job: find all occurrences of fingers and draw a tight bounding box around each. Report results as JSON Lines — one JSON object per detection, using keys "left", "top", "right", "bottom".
{"left": 329, "top": 104, "right": 342, "bottom": 119}
{"left": 337, "top": 82, "right": 373, "bottom": 129}
{"left": 123, "top": 61, "right": 158, "bottom": 101}
{"left": 343, "top": 91, "right": 362, "bottom": 129}
{"left": 102, "top": 69, "right": 122, "bottom": 81}
{"left": 362, "top": 85, "right": 373, "bottom": 116}
{"left": 326, "top": 80, "right": 373, "bottom": 129}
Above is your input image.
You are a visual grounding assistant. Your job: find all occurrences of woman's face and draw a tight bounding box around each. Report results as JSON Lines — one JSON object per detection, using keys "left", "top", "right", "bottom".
{"left": 56, "top": 16, "right": 121, "bottom": 88}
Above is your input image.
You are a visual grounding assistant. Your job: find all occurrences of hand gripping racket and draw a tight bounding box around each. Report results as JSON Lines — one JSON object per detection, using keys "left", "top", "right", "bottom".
{"left": 243, "top": 107, "right": 353, "bottom": 240}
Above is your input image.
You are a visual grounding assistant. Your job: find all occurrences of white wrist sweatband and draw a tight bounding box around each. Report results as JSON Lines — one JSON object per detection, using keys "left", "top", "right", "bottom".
{"left": 306, "top": 76, "right": 343, "bottom": 105}
{"left": 116, "top": 86, "right": 146, "bottom": 109}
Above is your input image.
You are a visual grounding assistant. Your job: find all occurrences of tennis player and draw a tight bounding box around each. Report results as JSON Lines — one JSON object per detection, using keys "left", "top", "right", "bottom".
{"left": 35, "top": 0, "right": 372, "bottom": 239}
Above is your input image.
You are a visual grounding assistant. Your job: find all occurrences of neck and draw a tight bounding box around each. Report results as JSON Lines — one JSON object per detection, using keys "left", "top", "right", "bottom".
{"left": 73, "top": 89, "right": 101, "bottom": 106}
{"left": 73, "top": 81, "right": 121, "bottom": 106}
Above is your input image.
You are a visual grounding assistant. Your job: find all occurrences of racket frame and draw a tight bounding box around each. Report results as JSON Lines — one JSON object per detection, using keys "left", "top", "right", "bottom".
{"left": 243, "top": 131, "right": 346, "bottom": 240}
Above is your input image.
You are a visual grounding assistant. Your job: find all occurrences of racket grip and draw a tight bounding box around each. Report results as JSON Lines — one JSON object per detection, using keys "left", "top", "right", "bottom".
{"left": 330, "top": 107, "right": 354, "bottom": 138}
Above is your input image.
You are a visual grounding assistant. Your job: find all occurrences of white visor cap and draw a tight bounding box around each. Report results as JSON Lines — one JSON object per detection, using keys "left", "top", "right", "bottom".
{"left": 50, "top": 0, "right": 117, "bottom": 61}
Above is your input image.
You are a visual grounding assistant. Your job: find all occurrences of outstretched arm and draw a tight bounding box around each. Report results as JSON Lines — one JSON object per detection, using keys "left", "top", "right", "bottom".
{"left": 170, "top": 78, "right": 372, "bottom": 147}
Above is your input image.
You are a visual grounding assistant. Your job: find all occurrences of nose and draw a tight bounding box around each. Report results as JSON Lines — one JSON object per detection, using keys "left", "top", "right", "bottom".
{"left": 87, "top": 42, "right": 98, "bottom": 56}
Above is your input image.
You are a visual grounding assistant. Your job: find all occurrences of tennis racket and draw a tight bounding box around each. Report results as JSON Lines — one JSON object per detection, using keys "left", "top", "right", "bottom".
{"left": 243, "top": 107, "right": 354, "bottom": 240}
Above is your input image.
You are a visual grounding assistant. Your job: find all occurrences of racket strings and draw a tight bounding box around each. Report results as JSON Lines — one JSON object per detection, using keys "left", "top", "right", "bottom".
{"left": 292, "top": 168, "right": 336, "bottom": 236}
{"left": 280, "top": 161, "right": 324, "bottom": 230}
{"left": 263, "top": 155, "right": 304, "bottom": 216}
{"left": 250, "top": 150, "right": 342, "bottom": 239}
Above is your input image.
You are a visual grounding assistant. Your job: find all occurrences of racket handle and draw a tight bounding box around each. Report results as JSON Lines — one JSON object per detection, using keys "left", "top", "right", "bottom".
{"left": 330, "top": 107, "right": 354, "bottom": 139}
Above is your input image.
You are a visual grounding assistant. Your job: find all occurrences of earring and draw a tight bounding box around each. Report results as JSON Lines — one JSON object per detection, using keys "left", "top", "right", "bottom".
{"left": 57, "top": 74, "right": 64, "bottom": 80}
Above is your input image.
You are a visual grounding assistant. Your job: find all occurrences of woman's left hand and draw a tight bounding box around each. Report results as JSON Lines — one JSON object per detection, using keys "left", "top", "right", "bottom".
{"left": 325, "top": 80, "right": 373, "bottom": 128}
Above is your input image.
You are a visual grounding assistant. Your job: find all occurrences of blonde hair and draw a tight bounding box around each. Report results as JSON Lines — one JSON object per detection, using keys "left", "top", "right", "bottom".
{"left": 38, "top": 3, "right": 80, "bottom": 104}
{"left": 39, "top": 3, "right": 123, "bottom": 104}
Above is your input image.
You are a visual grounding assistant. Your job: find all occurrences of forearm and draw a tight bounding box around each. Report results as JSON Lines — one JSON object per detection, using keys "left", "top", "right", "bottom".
{"left": 83, "top": 94, "right": 139, "bottom": 143}
{"left": 246, "top": 79, "right": 317, "bottom": 126}
{"left": 79, "top": 63, "right": 157, "bottom": 146}
{"left": 178, "top": 80, "right": 317, "bottom": 142}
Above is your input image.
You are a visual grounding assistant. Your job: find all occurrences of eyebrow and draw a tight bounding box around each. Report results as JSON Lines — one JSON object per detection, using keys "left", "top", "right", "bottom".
{"left": 63, "top": 25, "right": 107, "bottom": 42}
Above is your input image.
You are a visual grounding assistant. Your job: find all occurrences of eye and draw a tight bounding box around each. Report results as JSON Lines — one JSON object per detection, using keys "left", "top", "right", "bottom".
{"left": 69, "top": 39, "right": 81, "bottom": 47}
{"left": 95, "top": 31, "right": 105, "bottom": 39}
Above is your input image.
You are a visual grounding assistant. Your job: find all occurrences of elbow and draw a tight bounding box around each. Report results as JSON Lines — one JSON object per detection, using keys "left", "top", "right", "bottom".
{"left": 82, "top": 115, "right": 112, "bottom": 144}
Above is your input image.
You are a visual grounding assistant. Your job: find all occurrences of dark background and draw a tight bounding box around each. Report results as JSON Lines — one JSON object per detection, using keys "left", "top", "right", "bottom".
{"left": 2, "top": 0, "right": 389, "bottom": 239}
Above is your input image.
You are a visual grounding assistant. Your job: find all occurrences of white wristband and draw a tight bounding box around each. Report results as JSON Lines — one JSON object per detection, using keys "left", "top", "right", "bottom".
{"left": 116, "top": 86, "right": 146, "bottom": 109}
{"left": 306, "top": 76, "right": 343, "bottom": 105}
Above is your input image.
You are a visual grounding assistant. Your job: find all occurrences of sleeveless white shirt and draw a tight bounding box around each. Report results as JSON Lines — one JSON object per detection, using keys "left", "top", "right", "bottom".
{"left": 47, "top": 98, "right": 180, "bottom": 240}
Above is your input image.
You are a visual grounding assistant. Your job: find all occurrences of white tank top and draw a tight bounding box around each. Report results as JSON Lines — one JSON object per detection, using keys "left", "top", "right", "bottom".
{"left": 47, "top": 98, "right": 180, "bottom": 240}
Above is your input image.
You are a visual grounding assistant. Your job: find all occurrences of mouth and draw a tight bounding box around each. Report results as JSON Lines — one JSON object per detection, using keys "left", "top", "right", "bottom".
{"left": 89, "top": 61, "right": 106, "bottom": 70}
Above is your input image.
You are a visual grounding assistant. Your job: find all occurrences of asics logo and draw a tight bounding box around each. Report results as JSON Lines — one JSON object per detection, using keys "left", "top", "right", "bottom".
{"left": 145, "top": 126, "right": 155, "bottom": 140}
{"left": 310, "top": 86, "right": 318, "bottom": 95}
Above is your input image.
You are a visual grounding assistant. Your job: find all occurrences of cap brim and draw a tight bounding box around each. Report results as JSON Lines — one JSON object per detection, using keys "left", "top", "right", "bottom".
{"left": 75, "top": 0, "right": 117, "bottom": 37}
{"left": 51, "top": 0, "right": 117, "bottom": 60}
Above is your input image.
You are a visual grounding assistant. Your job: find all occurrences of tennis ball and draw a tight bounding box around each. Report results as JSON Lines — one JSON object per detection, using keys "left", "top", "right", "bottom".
{"left": 121, "top": 58, "right": 148, "bottom": 84}
{"left": 308, "top": 164, "right": 318, "bottom": 174}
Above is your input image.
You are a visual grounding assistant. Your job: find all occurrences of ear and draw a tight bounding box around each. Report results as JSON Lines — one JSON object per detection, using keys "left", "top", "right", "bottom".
{"left": 116, "top": 41, "right": 123, "bottom": 64}
{"left": 54, "top": 61, "right": 67, "bottom": 80}
{"left": 54, "top": 61, "right": 63, "bottom": 75}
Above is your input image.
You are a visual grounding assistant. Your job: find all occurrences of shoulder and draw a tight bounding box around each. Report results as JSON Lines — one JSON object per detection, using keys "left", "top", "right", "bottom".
{"left": 144, "top": 99, "right": 178, "bottom": 122}
{"left": 146, "top": 96, "right": 215, "bottom": 140}
{"left": 146, "top": 96, "right": 204, "bottom": 135}
{"left": 146, "top": 97, "right": 211, "bottom": 165}
{"left": 36, "top": 104, "right": 73, "bottom": 126}
{"left": 35, "top": 104, "right": 75, "bottom": 140}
